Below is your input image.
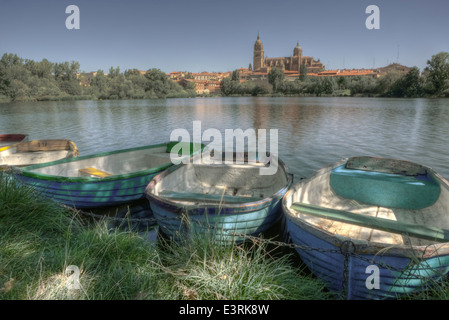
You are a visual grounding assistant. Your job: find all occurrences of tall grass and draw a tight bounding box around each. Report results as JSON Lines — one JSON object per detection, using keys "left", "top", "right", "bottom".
{"left": 3, "top": 171, "right": 449, "bottom": 300}
{"left": 0, "top": 172, "right": 331, "bottom": 300}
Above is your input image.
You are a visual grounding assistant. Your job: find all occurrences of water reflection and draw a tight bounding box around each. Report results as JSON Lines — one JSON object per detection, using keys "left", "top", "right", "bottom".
{"left": 1, "top": 97, "right": 449, "bottom": 181}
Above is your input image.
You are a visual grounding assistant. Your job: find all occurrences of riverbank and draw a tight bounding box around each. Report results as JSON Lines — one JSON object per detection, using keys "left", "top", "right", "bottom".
{"left": 1, "top": 171, "right": 449, "bottom": 301}
{"left": 0, "top": 171, "right": 331, "bottom": 300}
{"left": 2, "top": 90, "right": 448, "bottom": 104}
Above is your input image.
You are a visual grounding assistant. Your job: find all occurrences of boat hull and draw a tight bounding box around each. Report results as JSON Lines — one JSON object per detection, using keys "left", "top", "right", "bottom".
{"left": 283, "top": 156, "right": 449, "bottom": 300}
{"left": 13, "top": 142, "right": 200, "bottom": 209}
{"left": 146, "top": 159, "right": 292, "bottom": 243}
{"left": 285, "top": 212, "right": 449, "bottom": 299}
{"left": 15, "top": 171, "right": 161, "bottom": 208}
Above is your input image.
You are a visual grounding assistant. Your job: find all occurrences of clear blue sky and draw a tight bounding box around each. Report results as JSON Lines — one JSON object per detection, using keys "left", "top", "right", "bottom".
{"left": 1, "top": 0, "right": 448, "bottom": 73}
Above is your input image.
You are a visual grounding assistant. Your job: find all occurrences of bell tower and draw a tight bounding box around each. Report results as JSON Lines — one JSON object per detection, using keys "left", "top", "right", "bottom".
{"left": 253, "top": 34, "right": 264, "bottom": 72}
{"left": 292, "top": 42, "right": 303, "bottom": 72}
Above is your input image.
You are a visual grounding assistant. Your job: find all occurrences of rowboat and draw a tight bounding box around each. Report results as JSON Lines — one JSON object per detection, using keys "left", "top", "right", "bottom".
{"left": 0, "top": 134, "right": 28, "bottom": 155}
{"left": 13, "top": 141, "right": 202, "bottom": 209}
{"left": 1, "top": 139, "right": 79, "bottom": 169}
{"left": 283, "top": 156, "right": 449, "bottom": 300}
{"left": 145, "top": 154, "right": 293, "bottom": 243}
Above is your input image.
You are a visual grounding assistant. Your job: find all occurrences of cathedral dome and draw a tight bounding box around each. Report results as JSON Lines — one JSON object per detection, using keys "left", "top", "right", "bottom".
{"left": 293, "top": 42, "right": 302, "bottom": 56}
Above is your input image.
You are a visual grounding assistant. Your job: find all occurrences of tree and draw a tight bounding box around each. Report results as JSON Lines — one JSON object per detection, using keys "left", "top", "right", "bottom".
{"left": 124, "top": 69, "right": 146, "bottom": 97}
{"left": 268, "top": 67, "right": 284, "bottom": 92}
{"left": 25, "top": 59, "right": 54, "bottom": 79}
{"left": 349, "top": 76, "right": 377, "bottom": 96}
{"left": 37, "top": 59, "right": 54, "bottom": 79}
{"left": 144, "top": 68, "right": 170, "bottom": 98}
{"left": 91, "top": 70, "right": 109, "bottom": 98}
{"left": 220, "top": 77, "right": 232, "bottom": 96}
{"left": 425, "top": 52, "right": 449, "bottom": 96}
{"left": 299, "top": 64, "right": 308, "bottom": 81}
{"left": 389, "top": 66, "right": 423, "bottom": 97}
{"left": 58, "top": 79, "right": 82, "bottom": 95}
{"left": 0, "top": 53, "right": 23, "bottom": 68}
{"left": 231, "top": 69, "right": 240, "bottom": 81}
{"left": 277, "top": 80, "right": 301, "bottom": 95}
{"left": 251, "top": 80, "right": 271, "bottom": 96}
{"left": 0, "top": 68, "right": 10, "bottom": 95}
{"left": 144, "top": 68, "right": 188, "bottom": 98}
{"left": 321, "top": 77, "right": 336, "bottom": 95}
{"left": 374, "top": 71, "right": 402, "bottom": 96}
{"left": 108, "top": 66, "right": 121, "bottom": 79}
{"left": 336, "top": 76, "right": 348, "bottom": 90}
{"left": 54, "top": 61, "right": 80, "bottom": 82}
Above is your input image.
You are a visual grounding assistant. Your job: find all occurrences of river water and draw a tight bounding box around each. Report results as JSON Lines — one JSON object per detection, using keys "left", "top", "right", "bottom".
{"left": 1, "top": 97, "right": 449, "bottom": 182}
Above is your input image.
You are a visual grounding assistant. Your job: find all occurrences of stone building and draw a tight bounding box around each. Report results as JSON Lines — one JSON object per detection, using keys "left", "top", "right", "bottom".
{"left": 253, "top": 34, "right": 325, "bottom": 74}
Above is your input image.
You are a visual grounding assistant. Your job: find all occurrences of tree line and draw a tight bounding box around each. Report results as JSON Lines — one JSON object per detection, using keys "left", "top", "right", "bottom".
{"left": 222, "top": 52, "right": 449, "bottom": 98}
{"left": 1, "top": 51, "right": 448, "bottom": 102}
{"left": 0, "top": 53, "right": 196, "bottom": 102}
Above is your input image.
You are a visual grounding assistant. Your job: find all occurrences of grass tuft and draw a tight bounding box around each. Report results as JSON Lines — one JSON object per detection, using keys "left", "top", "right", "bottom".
{"left": 0, "top": 171, "right": 330, "bottom": 300}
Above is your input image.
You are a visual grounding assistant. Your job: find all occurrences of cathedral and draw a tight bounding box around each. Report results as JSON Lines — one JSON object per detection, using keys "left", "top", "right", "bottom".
{"left": 252, "top": 34, "right": 325, "bottom": 74}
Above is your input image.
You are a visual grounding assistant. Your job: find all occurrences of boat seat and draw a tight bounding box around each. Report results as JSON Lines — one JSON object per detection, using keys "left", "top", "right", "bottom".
{"left": 16, "top": 140, "right": 73, "bottom": 152}
{"left": 329, "top": 164, "right": 441, "bottom": 210}
{"left": 79, "top": 167, "right": 112, "bottom": 178}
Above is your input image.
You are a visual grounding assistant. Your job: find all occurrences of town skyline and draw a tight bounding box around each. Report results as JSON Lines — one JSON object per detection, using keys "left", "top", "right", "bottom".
{"left": 1, "top": 0, "right": 449, "bottom": 74}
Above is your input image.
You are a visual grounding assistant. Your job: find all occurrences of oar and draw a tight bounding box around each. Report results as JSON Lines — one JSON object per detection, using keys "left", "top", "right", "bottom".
{"left": 291, "top": 202, "right": 449, "bottom": 243}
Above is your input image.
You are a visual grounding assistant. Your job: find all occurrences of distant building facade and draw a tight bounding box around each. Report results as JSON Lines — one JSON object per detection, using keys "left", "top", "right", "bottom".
{"left": 253, "top": 34, "right": 325, "bottom": 74}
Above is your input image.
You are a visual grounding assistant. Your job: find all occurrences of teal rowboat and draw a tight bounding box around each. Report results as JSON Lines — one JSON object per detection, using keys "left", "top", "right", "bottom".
{"left": 13, "top": 141, "right": 202, "bottom": 209}
{"left": 145, "top": 154, "right": 293, "bottom": 243}
{"left": 283, "top": 156, "right": 449, "bottom": 300}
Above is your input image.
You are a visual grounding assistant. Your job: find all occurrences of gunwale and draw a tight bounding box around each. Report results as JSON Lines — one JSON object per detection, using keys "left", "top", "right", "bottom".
{"left": 146, "top": 158, "right": 292, "bottom": 213}
{"left": 15, "top": 142, "right": 172, "bottom": 182}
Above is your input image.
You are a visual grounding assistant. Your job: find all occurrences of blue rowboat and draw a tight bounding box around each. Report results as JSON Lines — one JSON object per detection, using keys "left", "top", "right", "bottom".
{"left": 283, "top": 156, "right": 449, "bottom": 300}
{"left": 13, "top": 141, "right": 202, "bottom": 209}
{"left": 145, "top": 154, "right": 293, "bottom": 243}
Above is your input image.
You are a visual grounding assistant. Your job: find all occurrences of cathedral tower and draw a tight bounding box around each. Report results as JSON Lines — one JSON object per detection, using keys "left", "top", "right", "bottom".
{"left": 253, "top": 34, "right": 264, "bottom": 72}
{"left": 292, "top": 42, "right": 302, "bottom": 72}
